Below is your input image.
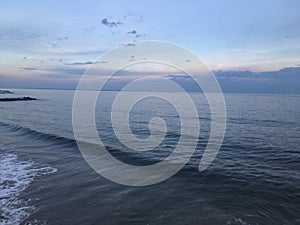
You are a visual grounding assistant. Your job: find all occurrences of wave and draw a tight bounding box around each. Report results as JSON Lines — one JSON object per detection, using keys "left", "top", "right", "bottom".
{"left": 0, "top": 121, "right": 164, "bottom": 166}
{"left": 227, "top": 117, "right": 297, "bottom": 127}
{"left": 0, "top": 153, "right": 57, "bottom": 225}
{"left": 0, "top": 121, "right": 76, "bottom": 146}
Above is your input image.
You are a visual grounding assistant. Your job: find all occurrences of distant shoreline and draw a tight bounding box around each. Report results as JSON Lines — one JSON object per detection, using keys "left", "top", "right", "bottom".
{"left": 1, "top": 87, "right": 300, "bottom": 95}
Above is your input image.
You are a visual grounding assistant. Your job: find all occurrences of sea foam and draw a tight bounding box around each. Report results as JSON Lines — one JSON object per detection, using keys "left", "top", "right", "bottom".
{"left": 0, "top": 149, "right": 57, "bottom": 225}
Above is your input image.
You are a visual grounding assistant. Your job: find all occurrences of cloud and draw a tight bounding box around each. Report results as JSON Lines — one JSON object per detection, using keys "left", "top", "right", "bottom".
{"left": 124, "top": 42, "right": 136, "bottom": 47}
{"left": 127, "top": 30, "right": 137, "bottom": 34}
{"left": 65, "top": 60, "right": 109, "bottom": 66}
{"left": 20, "top": 66, "right": 86, "bottom": 76}
{"left": 65, "top": 61, "right": 94, "bottom": 66}
{"left": 127, "top": 31, "right": 148, "bottom": 39}
{"left": 0, "top": 27, "right": 48, "bottom": 54}
{"left": 101, "top": 18, "right": 122, "bottom": 28}
{"left": 0, "top": 28, "right": 41, "bottom": 44}
{"left": 0, "top": 26, "right": 107, "bottom": 58}
{"left": 47, "top": 67, "right": 86, "bottom": 76}
{"left": 58, "top": 36, "right": 69, "bottom": 41}
{"left": 21, "top": 67, "right": 40, "bottom": 71}
{"left": 42, "top": 49, "right": 107, "bottom": 56}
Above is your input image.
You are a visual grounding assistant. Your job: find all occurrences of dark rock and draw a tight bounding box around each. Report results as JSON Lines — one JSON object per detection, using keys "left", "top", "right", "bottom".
{"left": 0, "top": 97, "right": 37, "bottom": 102}
{"left": 0, "top": 90, "right": 13, "bottom": 94}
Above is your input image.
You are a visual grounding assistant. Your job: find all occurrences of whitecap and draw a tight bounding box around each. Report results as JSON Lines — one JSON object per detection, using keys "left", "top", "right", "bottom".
{"left": 0, "top": 153, "right": 57, "bottom": 225}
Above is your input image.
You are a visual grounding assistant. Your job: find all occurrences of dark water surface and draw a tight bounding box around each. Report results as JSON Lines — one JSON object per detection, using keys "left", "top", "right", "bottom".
{"left": 0, "top": 89, "right": 299, "bottom": 225}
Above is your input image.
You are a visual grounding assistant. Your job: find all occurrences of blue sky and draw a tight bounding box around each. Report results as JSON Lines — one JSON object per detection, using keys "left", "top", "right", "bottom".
{"left": 0, "top": 0, "right": 299, "bottom": 88}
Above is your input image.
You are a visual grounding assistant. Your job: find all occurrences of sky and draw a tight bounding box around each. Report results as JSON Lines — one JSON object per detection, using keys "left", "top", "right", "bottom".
{"left": 0, "top": 0, "right": 299, "bottom": 89}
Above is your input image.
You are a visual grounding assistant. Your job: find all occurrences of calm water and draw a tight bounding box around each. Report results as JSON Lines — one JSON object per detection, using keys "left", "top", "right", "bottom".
{"left": 0, "top": 89, "right": 299, "bottom": 225}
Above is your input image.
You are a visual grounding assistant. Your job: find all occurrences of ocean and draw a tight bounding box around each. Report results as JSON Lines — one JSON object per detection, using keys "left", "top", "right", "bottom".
{"left": 0, "top": 89, "right": 299, "bottom": 225}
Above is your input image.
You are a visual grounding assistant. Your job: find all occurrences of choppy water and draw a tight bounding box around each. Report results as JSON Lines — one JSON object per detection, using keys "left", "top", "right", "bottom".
{"left": 0, "top": 89, "right": 299, "bottom": 225}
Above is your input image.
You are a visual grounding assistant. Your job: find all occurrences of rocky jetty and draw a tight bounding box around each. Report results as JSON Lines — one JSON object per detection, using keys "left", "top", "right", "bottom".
{"left": 0, "top": 97, "right": 37, "bottom": 102}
